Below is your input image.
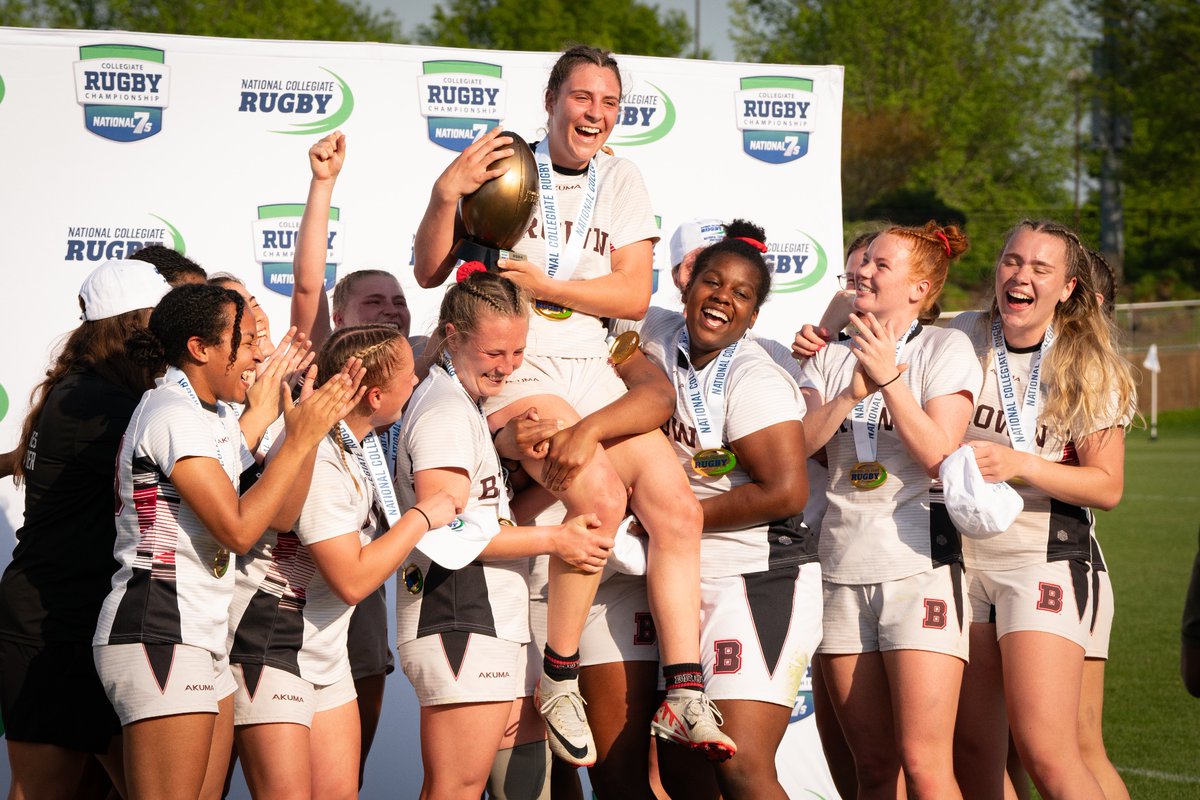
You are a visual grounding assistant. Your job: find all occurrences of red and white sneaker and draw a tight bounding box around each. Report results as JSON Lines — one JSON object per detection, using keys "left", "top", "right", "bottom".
{"left": 650, "top": 690, "right": 737, "bottom": 762}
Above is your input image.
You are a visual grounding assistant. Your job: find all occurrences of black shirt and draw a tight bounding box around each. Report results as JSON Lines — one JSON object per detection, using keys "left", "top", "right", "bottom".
{"left": 0, "top": 369, "right": 141, "bottom": 644}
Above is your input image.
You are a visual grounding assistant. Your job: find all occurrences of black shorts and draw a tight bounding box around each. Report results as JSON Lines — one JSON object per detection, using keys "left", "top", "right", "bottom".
{"left": 0, "top": 640, "right": 121, "bottom": 753}
{"left": 347, "top": 584, "right": 394, "bottom": 680}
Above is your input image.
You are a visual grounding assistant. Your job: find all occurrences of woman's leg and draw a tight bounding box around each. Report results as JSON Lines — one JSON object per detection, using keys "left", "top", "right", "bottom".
{"left": 1000, "top": 631, "right": 1104, "bottom": 800}
{"left": 235, "top": 721, "right": 314, "bottom": 800}
{"left": 881, "top": 649, "right": 964, "bottom": 800}
{"left": 310, "top": 699, "right": 362, "bottom": 800}
{"left": 491, "top": 396, "right": 626, "bottom": 765}
{"left": 490, "top": 395, "right": 625, "bottom": 663}
{"left": 199, "top": 695, "right": 235, "bottom": 800}
{"left": 487, "top": 696, "right": 551, "bottom": 800}
{"left": 953, "top": 622, "right": 1009, "bottom": 800}
{"left": 1078, "top": 658, "right": 1129, "bottom": 800}
{"left": 6, "top": 742, "right": 92, "bottom": 800}
{"left": 418, "top": 701, "right": 512, "bottom": 800}
{"left": 579, "top": 660, "right": 659, "bottom": 799}
{"left": 821, "top": 651, "right": 903, "bottom": 800}
{"left": 123, "top": 711, "right": 218, "bottom": 800}
{"left": 811, "top": 654, "right": 859, "bottom": 800}
{"left": 710, "top": 700, "right": 792, "bottom": 800}
{"left": 601, "top": 431, "right": 702, "bottom": 670}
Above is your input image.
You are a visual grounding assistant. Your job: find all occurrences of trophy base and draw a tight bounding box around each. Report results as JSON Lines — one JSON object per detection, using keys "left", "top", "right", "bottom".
{"left": 454, "top": 238, "right": 526, "bottom": 271}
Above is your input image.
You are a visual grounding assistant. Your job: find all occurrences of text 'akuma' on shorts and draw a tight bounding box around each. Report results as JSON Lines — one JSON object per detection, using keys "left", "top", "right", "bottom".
{"left": 700, "top": 562, "right": 823, "bottom": 707}
{"left": 819, "top": 563, "right": 969, "bottom": 660}
{"left": 232, "top": 663, "right": 357, "bottom": 727}
{"left": 966, "top": 559, "right": 1093, "bottom": 650}
{"left": 400, "top": 631, "right": 522, "bottom": 706}
{"left": 94, "top": 642, "right": 236, "bottom": 726}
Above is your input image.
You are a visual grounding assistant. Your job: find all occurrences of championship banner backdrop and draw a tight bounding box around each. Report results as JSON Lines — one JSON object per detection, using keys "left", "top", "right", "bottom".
{"left": 0, "top": 27, "right": 843, "bottom": 797}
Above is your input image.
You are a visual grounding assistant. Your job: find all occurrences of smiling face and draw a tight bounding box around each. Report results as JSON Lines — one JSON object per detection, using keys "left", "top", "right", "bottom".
{"left": 447, "top": 311, "right": 528, "bottom": 401}
{"left": 203, "top": 304, "right": 261, "bottom": 405}
{"left": 994, "top": 228, "right": 1077, "bottom": 347}
{"left": 544, "top": 63, "right": 621, "bottom": 169}
{"left": 335, "top": 274, "right": 410, "bottom": 336}
{"left": 684, "top": 253, "right": 762, "bottom": 366}
{"left": 853, "top": 233, "right": 929, "bottom": 322}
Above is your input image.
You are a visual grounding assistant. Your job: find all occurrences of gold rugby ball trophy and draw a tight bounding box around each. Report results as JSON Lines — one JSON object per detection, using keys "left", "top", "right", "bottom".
{"left": 456, "top": 130, "right": 539, "bottom": 271}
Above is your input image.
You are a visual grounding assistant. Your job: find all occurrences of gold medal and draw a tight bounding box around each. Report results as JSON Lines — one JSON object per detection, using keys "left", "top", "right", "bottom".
{"left": 691, "top": 447, "right": 737, "bottom": 477}
{"left": 498, "top": 517, "right": 515, "bottom": 526}
{"left": 849, "top": 461, "right": 887, "bottom": 490}
{"left": 212, "top": 548, "right": 230, "bottom": 578}
{"left": 402, "top": 563, "right": 424, "bottom": 595}
{"left": 609, "top": 330, "right": 640, "bottom": 365}
{"left": 534, "top": 300, "right": 572, "bottom": 320}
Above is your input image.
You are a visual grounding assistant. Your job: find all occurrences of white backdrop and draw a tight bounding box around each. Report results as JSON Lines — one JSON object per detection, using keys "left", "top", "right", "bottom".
{"left": 0, "top": 27, "right": 843, "bottom": 798}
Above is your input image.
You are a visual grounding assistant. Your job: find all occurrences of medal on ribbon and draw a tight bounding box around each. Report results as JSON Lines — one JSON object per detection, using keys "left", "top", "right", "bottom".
{"left": 609, "top": 330, "right": 640, "bottom": 365}
{"left": 676, "top": 328, "right": 740, "bottom": 478}
{"left": 847, "top": 320, "right": 919, "bottom": 491}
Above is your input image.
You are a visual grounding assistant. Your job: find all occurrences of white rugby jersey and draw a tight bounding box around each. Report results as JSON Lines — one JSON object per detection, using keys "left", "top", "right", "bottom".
{"left": 515, "top": 149, "right": 659, "bottom": 359}
{"left": 395, "top": 366, "right": 529, "bottom": 645}
{"left": 227, "top": 434, "right": 375, "bottom": 685}
{"left": 95, "top": 368, "right": 255, "bottom": 655}
{"left": 950, "top": 311, "right": 1125, "bottom": 571}
{"left": 616, "top": 308, "right": 816, "bottom": 578}
{"left": 799, "top": 325, "right": 981, "bottom": 584}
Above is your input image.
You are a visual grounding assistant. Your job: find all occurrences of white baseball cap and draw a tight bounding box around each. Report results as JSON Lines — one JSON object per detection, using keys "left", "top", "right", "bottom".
{"left": 603, "top": 515, "right": 648, "bottom": 578}
{"left": 415, "top": 508, "right": 502, "bottom": 570}
{"left": 669, "top": 218, "right": 726, "bottom": 268}
{"left": 939, "top": 445, "right": 1024, "bottom": 539}
{"left": 79, "top": 259, "right": 172, "bottom": 321}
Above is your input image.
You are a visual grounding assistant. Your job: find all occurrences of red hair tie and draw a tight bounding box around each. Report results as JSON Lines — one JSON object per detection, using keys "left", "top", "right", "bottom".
{"left": 934, "top": 231, "right": 952, "bottom": 257}
{"left": 456, "top": 261, "right": 487, "bottom": 283}
{"left": 733, "top": 236, "right": 768, "bottom": 253}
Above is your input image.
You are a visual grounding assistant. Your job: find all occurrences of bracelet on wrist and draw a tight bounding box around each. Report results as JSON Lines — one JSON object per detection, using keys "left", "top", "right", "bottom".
{"left": 411, "top": 506, "right": 432, "bottom": 531}
{"left": 878, "top": 372, "right": 902, "bottom": 389}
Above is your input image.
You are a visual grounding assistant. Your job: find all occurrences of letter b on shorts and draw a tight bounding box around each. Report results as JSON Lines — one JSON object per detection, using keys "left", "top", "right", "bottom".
{"left": 922, "top": 598, "right": 948, "bottom": 629}
{"left": 714, "top": 640, "right": 742, "bottom": 674}
{"left": 1037, "top": 582, "right": 1063, "bottom": 613}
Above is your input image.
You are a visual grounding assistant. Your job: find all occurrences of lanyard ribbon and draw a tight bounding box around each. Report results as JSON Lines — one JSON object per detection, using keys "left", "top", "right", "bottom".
{"left": 533, "top": 138, "right": 599, "bottom": 282}
{"left": 675, "top": 329, "right": 740, "bottom": 451}
{"left": 991, "top": 315, "right": 1054, "bottom": 452}
{"left": 337, "top": 422, "right": 403, "bottom": 528}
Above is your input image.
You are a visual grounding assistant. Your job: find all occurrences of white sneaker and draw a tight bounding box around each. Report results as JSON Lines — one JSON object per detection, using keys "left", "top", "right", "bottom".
{"left": 536, "top": 675, "right": 596, "bottom": 766}
{"left": 650, "top": 690, "right": 737, "bottom": 761}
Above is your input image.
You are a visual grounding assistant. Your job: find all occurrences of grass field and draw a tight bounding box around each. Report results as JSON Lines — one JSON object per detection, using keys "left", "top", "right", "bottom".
{"left": 1092, "top": 407, "right": 1200, "bottom": 797}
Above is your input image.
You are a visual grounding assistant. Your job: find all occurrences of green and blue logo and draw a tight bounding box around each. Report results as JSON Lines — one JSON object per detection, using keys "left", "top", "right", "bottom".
{"left": 238, "top": 68, "right": 354, "bottom": 135}
{"left": 768, "top": 229, "right": 828, "bottom": 294}
{"left": 418, "top": 60, "right": 507, "bottom": 152}
{"left": 73, "top": 44, "right": 170, "bottom": 142}
{"left": 253, "top": 203, "right": 342, "bottom": 297}
{"left": 610, "top": 81, "right": 676, "bottom": 148}
{"left": 63, "top": 214, "right": 185, "bottom": 262}
{"left": 735, "top": 76, "right": 816, "bottom": 165}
